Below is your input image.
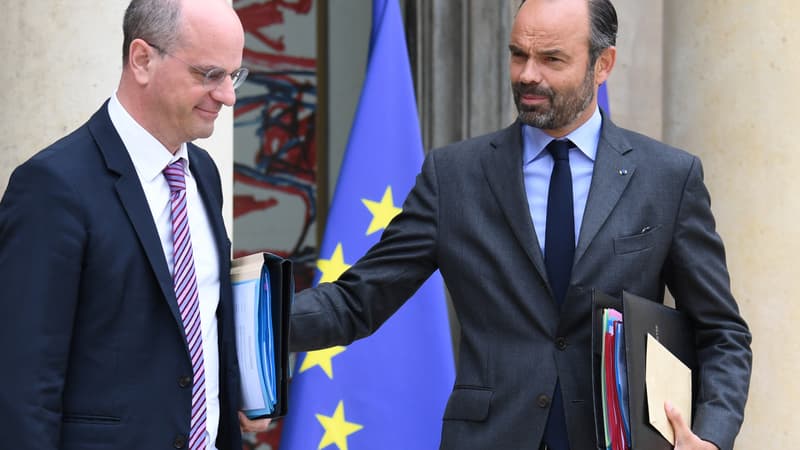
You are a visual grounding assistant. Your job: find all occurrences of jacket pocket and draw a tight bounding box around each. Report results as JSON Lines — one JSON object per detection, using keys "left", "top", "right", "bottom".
{"left": 61, "top": 415, "right": 121, "bottom": 450}
{"left": 613, "top": 225, "right": 662, "bottom": 255}
{"left": 442, "top": 386, "right": 493, "bottom": 422}
{"left": 62, "top": 413, "right": 121, "bottom": 424}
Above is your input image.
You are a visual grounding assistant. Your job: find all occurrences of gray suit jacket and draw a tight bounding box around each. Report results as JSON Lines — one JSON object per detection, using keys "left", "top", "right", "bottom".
{"left": 290, "top": 114, "right": 752, "bottom": 450}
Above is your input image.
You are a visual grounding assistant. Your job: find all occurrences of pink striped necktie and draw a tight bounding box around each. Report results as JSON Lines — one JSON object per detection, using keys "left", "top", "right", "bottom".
{"left": 163, "top": 159, "right": 207, "bottom": 450}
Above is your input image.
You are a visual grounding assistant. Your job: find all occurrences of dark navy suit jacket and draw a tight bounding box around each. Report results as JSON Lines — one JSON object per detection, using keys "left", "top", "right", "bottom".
{"left": 0, "top": 102, "right": 242, "bottom": 449}
{"left": 290, "top": 115, "right": 752, "bottom": 450}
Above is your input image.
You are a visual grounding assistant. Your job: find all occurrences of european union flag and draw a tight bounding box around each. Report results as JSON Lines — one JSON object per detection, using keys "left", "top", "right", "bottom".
{"left": 279, "top": 0, "right": 455, "bottom": 449}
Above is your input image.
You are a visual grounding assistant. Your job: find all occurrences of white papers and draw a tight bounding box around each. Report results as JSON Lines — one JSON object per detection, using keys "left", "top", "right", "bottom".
{"left": 231, "top": 253, "right": 277, "bottom": 417}
{"left": 232, "top": 279, "right": 266, "bottom": 410}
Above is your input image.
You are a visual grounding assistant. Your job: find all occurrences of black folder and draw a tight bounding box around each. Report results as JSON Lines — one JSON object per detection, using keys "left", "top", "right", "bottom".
{"left": 264, "top": 252, "right": 293, "bottom": 418}
{"left": 591, "top": 290, "right": 697, "bottom": 449}
{"left": 231, "top": 252, "right": 293, "bottom": 419}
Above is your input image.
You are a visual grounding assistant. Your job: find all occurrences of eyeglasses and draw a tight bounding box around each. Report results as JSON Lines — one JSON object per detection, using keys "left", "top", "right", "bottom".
{"left": 146, "top": 42, "right": 249, "bottom": 90}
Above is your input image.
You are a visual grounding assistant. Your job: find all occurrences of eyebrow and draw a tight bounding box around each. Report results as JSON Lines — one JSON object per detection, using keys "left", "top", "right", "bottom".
{"left": 508, "top": 44, "right": 568, "bottom": 58}
{"left": 538, "top": 48, "right": 567, "bottom": 57}
{"left": 192, "top": 63, "right": 223, "bottom": 72}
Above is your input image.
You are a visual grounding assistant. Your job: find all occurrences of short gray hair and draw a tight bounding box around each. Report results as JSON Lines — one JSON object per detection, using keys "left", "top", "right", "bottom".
{"left": 122, "top": 0, "right": 182, "bottom": 64}
{"left": 587, "top": 0, "right": 617, "bottom": 65}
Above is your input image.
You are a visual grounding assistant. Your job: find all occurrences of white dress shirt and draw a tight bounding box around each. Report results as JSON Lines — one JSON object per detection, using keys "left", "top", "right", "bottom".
{"left": 521, "top": 106, "right": 602, "bottom": 255}
{"left": 108, "top": 93, "right": 221, "bottom": 449}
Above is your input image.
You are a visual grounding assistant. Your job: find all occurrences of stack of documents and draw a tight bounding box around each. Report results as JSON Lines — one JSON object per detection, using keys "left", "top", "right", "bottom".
{"left": 599, "top": 308, "right": 630, "bottom": 450}
{"left": 230, "top": 252, "right": 293, "bottom": 419}
{"left": 591, "top": 291, "right": 696, "bottom": 450}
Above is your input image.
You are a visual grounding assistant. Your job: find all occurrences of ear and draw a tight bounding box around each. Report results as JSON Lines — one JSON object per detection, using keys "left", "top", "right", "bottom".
{"left": 593, "top": 46, "right": 616, "bottom": 85}
{"left": 127, "top": 38, "right": 157, "bottom": 86}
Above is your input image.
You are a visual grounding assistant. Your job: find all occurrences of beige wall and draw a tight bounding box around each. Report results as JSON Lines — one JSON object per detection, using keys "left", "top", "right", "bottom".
{"left": 612, "top": 1, "right": 797, "bottom": 446}
{"left": 608, "top": 0, "right": 664, "bottom": 140}
{"left": 0, "top": 1, "right": 234, "bottom": 233}
{"left": 664, "top": 2, "right": 800, "bottom": 448}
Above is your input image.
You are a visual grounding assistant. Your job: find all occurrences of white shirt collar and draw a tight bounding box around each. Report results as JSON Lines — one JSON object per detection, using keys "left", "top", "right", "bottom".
{"left": 521, "top": 105, "right": 602, "bottom": 164}
{"left": 107, "top": 92, "right": 190, "bottom": 182}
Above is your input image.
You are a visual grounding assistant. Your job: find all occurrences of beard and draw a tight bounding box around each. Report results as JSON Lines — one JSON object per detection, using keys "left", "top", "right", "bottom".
{"left": 513, "top": 65, "right": 596, "bottom": 130}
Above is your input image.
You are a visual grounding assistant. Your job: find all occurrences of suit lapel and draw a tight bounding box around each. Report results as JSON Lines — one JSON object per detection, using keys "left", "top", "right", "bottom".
{"left": 88, "top": 102, "right": 185, "bottom": 336}
{"left": 574, "top": 115, "right": 635, "bottom": 265}
{"left": 480, "top": 116, "right": 636, "bottom": 303}
{"left": 188, "top": 145, "right": 230, "bottom": 274}
{"left": 480, "top": 122, "right": 550, "bottom": 285}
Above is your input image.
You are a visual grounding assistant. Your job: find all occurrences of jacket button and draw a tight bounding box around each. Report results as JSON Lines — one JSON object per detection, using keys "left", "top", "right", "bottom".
{"left": 555, "top": 337, "right": 567, "bottom": 351}
{"left": 537, "top": 394, "right": 550, "bottom": 408}
{"left": 173, "top": 435, "right": 187, "bottom": 448}
{"left": 178, "top": 375, "right": 192, "bottom": 388}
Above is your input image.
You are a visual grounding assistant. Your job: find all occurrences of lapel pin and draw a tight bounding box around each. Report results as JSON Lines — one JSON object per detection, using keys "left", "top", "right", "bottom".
{"left": 618, "top": 169, "right": 629, "bottom": 176}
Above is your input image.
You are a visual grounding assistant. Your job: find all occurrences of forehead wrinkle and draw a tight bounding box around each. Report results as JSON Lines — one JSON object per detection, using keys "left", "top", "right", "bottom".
{"left": 509, "top": 29, "right": 572, "bottom": 58}
{"left": 511, "top": 0, "right": 591, "bottom": 53}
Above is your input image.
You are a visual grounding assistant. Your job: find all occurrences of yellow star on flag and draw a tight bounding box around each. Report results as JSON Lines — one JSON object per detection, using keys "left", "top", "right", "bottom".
{"left": 298, "top": 346, "right": 347, "bottom": 379}
{"left": 316, "top": 401, "right": 364, "bottom": 450}
{"left": 317, "top": 243, "right": 351, "bottom": 283}
{"left": 361, "top": 186, "right": 402, "bottom": 236}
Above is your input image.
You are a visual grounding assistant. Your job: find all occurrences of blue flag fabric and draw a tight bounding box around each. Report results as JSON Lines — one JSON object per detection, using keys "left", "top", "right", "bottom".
{"left": 279, "top": 0, "right": 455, "bottom": 449}
{"left": 599, "top": 82, "right": 610, "bottom": 115}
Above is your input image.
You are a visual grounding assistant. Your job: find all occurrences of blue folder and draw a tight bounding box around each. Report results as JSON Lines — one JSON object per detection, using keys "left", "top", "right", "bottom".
{"left": 231, "top": 252, "right": 293, "bottom": 419}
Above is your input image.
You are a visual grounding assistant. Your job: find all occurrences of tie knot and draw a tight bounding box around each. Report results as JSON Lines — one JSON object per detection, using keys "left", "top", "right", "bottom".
{"left": 163, "top": 159, "right": 186, "bottom": 193}
{"left": 546, "top": 139, "right": 572, "bottom": 161}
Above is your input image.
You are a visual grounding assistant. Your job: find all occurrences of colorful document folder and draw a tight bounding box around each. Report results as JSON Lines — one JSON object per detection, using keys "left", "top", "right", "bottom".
{"left": 600, "top": 308, "right": 628, "bottom": 450}
{"left": 591, "top": 290, "right": 697, "bottom": 450}
{"left": 231, "top": 252, "right": 292, "bottom": 419}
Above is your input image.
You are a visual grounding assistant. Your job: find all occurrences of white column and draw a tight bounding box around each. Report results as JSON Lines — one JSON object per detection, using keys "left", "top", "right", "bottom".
{"left": 664, "top": 2, "right": 800, "bottom": 447}
{"left": 0, "top": 1, "right": 234, "bottom": 234}
{"left": 606, "top": 0, "right": 663, "bottom": 140}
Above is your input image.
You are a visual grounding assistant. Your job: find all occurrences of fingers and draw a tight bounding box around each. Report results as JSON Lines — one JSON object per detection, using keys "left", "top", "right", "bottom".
{"left": 238, "top": 411, "right": 272, "bottom": 433}
{"left": 664, "top": 402, "right": 720, "bottom": 450}
{"left": 665, "top": 401, "right": 690, "bottom": 446}
{"left": 664, "top": 401, "right": 686, "bottom": 429}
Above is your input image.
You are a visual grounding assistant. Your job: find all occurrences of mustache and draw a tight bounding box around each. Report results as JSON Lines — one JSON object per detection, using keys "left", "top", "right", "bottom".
{"left": 513, "top": 82, "right": 554, "bottom": 99}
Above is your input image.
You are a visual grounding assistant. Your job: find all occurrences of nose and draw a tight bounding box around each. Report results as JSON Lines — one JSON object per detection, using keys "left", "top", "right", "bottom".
{"left": 518, "top": 59, "right": 543, "bottom": 85}
{"left": 210, "top": 77, "right": 237, "bottom": 106}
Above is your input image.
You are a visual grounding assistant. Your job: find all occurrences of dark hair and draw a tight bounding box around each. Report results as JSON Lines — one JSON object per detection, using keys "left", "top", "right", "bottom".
{"left": 519, "top": 0, "right": 618, "bottom": 65}
{"left": 121, "top": 0, "right": 182, "bottom": 64}
{"left": 587, "top": 0, "right": 617, "bottom": 65}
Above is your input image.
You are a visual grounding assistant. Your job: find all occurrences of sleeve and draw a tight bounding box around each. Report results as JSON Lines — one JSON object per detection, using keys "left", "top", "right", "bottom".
{"left": 664, "top": 156, "right": 753, "bottom": 450}
{"left": 0, "top": 159, "right": 87, "bottom": 449}
{"left": 289, "top": 150, "right": 441, "bottom": 352}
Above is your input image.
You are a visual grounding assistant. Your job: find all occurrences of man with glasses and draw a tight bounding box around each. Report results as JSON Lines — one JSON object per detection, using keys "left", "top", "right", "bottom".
{"left": 0, "top": 0, "right": 249, "bottom": 448}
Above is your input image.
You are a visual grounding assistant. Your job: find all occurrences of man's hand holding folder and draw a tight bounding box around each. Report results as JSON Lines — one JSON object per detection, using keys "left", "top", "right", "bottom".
{"left": 239, "top": 411, "right": 272, "bottom": 433}
{"left": 592, "top": 290, "right": 721, "bottom": 450}
{"left": 231, "top": 252, "right": 293, "bottom": 420}
{"left": 666, "top": 403, "right": 719, "bottom": 450}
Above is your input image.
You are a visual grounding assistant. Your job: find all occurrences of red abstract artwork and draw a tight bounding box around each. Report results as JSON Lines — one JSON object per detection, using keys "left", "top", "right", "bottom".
{"left": 232, "top": 1, "right": 317, "bottom": 448}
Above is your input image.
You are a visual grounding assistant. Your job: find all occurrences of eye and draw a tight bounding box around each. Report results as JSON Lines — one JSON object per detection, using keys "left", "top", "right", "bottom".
{"left": 508, "top": 46, "right": 526, "bottom": 58}
{"left": 204, "top": 67, "right": 228, "bottom": 84}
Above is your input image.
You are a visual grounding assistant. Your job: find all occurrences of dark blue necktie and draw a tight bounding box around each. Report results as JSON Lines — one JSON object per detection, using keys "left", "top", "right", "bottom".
{"left": 542, "top": 139, "right": 574, "bottom": 450}
{"left": 544, "top": 139, "right": 575, "bottom": 305}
